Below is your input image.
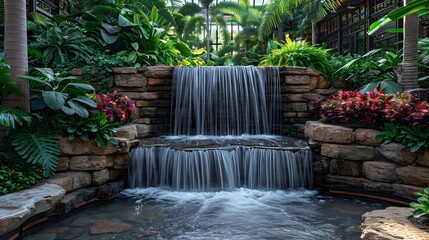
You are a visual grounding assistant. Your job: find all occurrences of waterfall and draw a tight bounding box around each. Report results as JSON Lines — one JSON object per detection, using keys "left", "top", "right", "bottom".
{"left": 171, "top": 66, "right": 282, "bottom": 135}
{"left": 129, "top": 146, "right": 313, "bottom": 191}
{"left": 129, "top": 66, "right": 313, "bottom": 191}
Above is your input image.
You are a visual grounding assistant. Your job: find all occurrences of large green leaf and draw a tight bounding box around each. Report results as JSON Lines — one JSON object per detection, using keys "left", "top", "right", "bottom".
{"left": 72, "top": 96, "right": 97, "bottom": 108}
{"left": 368, "top": 0, "right": 429, "bottom": 35}
{"left": 42, "top": 91, "right": 68, "bottom": 110}
{"left": 118, "top": 14, "right": 135, "bottom": 27}
{"left": 0, "top": 106, "right": 32, "bottom": 128}
{"left": 11, "top": 126, "right": 61, "bottom": 177}
{"left": 101, "top": 29, "right": 119, "bottom": 44}
{"left": 66, "top": 99, "right": 89, "bottom": 118}
{"left": 66, "top": 83, "right": 95, "bottom": 91}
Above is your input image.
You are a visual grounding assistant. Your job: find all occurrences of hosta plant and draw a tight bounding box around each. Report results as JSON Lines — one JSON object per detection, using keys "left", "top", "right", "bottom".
{"left": 376, "top": 124, "right": 429, "bottom": 153}
{"left": 58, "top": 112, "right": 119, "bottom": 148}
{"left": 410, "top": 187, "right": 429, "bottom": 219}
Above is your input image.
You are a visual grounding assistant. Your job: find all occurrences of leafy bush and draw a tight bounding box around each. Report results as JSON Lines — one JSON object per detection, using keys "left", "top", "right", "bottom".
{"left": 332, "top": 48, "right": 402, "bottom": 94}
{"left": 313, "top": 89, "right": 429, "bottom": 127}
{"left": 58, "top": 112, "right": 119, "bottom": 148}
{"left": 260, "top": 37, "right": 331, "bottom": 75}
{"left": 23, "top": 68, "right": 96, "bottom": 118}
{"left": 376, "top": 124, "right": 429, "bottom": 153}
{"left": 0, "top": 160, "right": 45, "bottom": 195}
{"left": 410, "top": 187, "right": 429, "bottom": 218}
{"left": 94, "top": 92, "right": 136, "bottom": 124}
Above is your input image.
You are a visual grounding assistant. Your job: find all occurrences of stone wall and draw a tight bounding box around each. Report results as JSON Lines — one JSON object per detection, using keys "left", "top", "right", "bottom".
{"left": 305, "top": 121, "right": 428, "bottom": 199}
{"left": 110, "top": 66, "right": 332, "bottom": 137}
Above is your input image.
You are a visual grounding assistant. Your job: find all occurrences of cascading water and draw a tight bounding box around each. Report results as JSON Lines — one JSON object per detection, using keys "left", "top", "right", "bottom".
{"left": 129, "top": 66, "right": 313, "bottom": 191}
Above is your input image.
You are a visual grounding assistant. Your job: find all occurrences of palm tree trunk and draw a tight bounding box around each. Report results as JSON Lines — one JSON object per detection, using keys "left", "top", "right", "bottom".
{"left": 206, "top": 7, "right": 211, "bottom": 62}
{"left": 3, "top": 0, "right": 29, "bottom": 111}
{"left": 400, "top": 0, "right": 419, "bottom": 91}
{"left": 311, "top": 20, "right": 317, "bottom": 45}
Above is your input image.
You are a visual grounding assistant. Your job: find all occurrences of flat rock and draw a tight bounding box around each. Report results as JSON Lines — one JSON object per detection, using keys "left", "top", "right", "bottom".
{"left": 112, "top": 124, "right": 138, "bottom": 140}
{"left": 355, "top": 129, "right": 383, "bottom": 146}
{"left": 321, "top": 143, "right": 375, "bottom": 161}
{"left": 417, "top": 149, "right": 429, "bottom": 167}
{"left": 325, "top": 175, "right": 371, "bottom": 188}
{"left": 53, "top": 188, "right": 97, "bottom": 214}
{"left": 90, "top": 219, "right": 132, "bottom": 234}
{"left": 361, "top": 207, "right": 429, "bottom": 240}
{"left": 0, "top": 184, "right": 65, "bottom": 235}
{"left": 330, "top": 159, "right": 361, "bottom": 176}
{"left": 395, "top": 166, "right": 429, "bottom": 187}
{"left": 379, "top": 143, "right": 416, "bottom": 165}
{"left": 47, "top": 172, "right": 92, "bottom": 192}
{"left": 70, "top": 155, "right": 107, "bottom": 171}
{"left": 92, "top": 169, "right": 110, "bottom": 186}
{"left": 363, "top": 161, "right": 398, "bottom": 183}
{"left": 309, "top": 122, "right": 354, "bottom": 144}
{"left": 392, "top": 184, "right": 425, "bottom": 199}
{"left": 96, "top": 182, "right": 124, "bottom": 199}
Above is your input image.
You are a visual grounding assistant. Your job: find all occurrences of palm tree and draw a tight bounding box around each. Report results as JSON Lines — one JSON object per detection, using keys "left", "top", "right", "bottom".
{"left": 258, "top": 0, "right": 340, "bottom": 44}
{"left": 368, "top": 0, "right": 429, "bottom": 91}
{"left": 400, "top": 0, "right": 420, "bottom": 91}
{"left": 3, "top": 0, "right": 29, "bottom": 111}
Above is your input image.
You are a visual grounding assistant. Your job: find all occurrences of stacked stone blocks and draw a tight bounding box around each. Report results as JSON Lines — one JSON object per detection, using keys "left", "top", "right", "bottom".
{"left": 305, "top": 121, "right": 428, "bottom": 199}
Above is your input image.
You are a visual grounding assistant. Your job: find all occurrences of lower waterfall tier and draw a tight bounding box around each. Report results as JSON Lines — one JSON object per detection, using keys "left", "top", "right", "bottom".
{"left": 129, "top": 136, "right": 313, "bottom": 191}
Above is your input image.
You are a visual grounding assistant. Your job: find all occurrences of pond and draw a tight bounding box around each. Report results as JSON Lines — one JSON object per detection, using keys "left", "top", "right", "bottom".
{"left": 24, "top": 188, "right": 387, "bottom": 240}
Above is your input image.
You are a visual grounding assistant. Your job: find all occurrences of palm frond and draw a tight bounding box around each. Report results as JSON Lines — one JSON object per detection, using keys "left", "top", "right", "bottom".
{"left": 0, "top": 106, "right": 32, "bottom": 128}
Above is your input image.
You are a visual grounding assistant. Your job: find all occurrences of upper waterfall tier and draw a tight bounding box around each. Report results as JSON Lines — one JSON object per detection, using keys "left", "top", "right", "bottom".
{"left": 172, "top": 66, "right": 282, "bottom": 136}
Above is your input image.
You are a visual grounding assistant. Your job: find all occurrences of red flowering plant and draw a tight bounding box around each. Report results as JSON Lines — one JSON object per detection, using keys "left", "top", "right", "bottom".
{"left": 94, "top": 92, "right": 136, "bottom": 124}
{"left": 312, "top": 89, "right": 429, "bottom": 127}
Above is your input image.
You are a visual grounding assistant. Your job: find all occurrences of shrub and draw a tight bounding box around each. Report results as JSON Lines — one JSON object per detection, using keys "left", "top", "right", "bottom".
{"left": 260, "top": 37, "right": 331, "bottom": 76}
{"left": 0, "top": 160, "right": 45, "bottom": 195}
{"left": 94, "top": 92, "right": 136, "bottom": 125}
{"left": 313, "top": 89, "right": 429, "bottom": 127}
{"left": 410, "top": 187, "right": 429, "bottom": 219}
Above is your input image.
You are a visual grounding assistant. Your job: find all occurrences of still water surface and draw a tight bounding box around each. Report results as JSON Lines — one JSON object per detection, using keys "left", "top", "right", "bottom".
{"left": 25, "top": 188, "right": 386, "bottom": 240}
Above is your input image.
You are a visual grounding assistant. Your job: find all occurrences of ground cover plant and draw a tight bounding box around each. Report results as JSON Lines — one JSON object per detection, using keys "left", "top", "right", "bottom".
{"left": 410, "top": 187, "right": 429, "bottom": 219}
{"left": 313, "top": 89, "right": 429, "bottom": 152}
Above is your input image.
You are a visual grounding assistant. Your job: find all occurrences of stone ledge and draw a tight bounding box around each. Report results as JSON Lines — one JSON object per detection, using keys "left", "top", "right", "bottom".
{"left": 361, "top": 207, "right": 429, "bottom": 240}
{"left": 0, "top": 184, "right": 66, "bottom": 235}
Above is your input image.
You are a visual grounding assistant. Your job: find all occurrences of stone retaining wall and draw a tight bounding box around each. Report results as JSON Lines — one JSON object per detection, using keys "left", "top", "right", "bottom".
{"left": 0, "top": 125, "right": 138, "bottom": 239}
{"left": 305, "top": 121, "right": 428, "bottom": 199}
{"left": 109, "top": 66, "right": 332, "bottom": 137}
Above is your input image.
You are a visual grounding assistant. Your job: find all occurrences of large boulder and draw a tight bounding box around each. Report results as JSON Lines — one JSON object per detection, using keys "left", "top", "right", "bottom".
{"left": 379, "top": 143, "right": 416, "bottom": 165}
{"left": 362, "top": 207, "right": 429, "bottom": 240}
{"left": 362, "top": 161, "right": 398, "bottom": 183}
{"left": 321, "top": 144, "right": 375, "bottom": 161}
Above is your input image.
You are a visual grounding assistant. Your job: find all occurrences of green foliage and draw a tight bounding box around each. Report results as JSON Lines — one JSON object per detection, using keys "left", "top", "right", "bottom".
{"left": 0, "top": 60, "right": 23, "bottom": 101}
{"left": 29, "top": 22, "right": 96, "bottom": 70}
{"left": 376, "top": 123, "right": 429, "bottom": 153}
{"left": 9, "top": 124, "right": 61, "bottom": 177}
{"left": 331, "top": 48, "right": 403, "bottom": 93}
{"left": 22, "top": 68, "right": 96, "bottom": 118}
{"left": 0, "top": 160, "right": 45, "bottom": 195}
{"left": 58, "top": 112, "right": 119, "bottom": 148}
{"left": 260, "top": 37, "right": 331, "bottom": 75}
{"left": 0, "top": 106, "right": 32, "bottom": 129}
{"left": 410, "top": 187, "right": 429, "bottom": 219}
{"left": 81, "top": 52, "right": 127, "bottom": 92}
{"left": 369, "top": 0, "right": 429, "bottom": 36}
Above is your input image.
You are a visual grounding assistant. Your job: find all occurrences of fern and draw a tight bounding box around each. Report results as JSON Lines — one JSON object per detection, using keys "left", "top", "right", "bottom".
{"left": 11, "top": 125, "right": 61, "bottom": 177}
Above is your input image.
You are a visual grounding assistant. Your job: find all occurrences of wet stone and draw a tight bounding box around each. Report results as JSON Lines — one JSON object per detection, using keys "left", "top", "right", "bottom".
{"left": 37, "top": 227, "right": 69, "bottom": 234}
{"left": 90, "top": 219, "right": 132, "bottom": 234}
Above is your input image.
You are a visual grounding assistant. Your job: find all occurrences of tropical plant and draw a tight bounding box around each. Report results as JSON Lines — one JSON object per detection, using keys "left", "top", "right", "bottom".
{"left": 58, "top": 112, "right": 119, "bottom": 148}
{"left": 94, "top": 92, "right": 136, "bottom": 124}
{"left": 22, "top": 68, "right": 96, "bottom": 118}
{"left": 0, "top": 159, "right": 45, "bottom": 195}
{"left": 9, "top": 123, "right": 61, "bottom": 177}
{"left": 29, "top": 24, "right": 96, "bottom": 70}
{"left": 368, "top": 0, "right": 429, "bottom": 91}
{"left": 260, "top": 37, "right": 331, "bottom": 75}
{"left": 410, "top": 187, "right": 429, "bottom": 218}
{"left": 258, "top": 0, "right": 340, "bottom": 43}
{"left": 376, "top": 123, "right": 429, "bottom": 153}
{"left": 334, "top": 48, "right": 403, "bottom": 94}
{"left": 314, "top": 89, "right": 429, "bottom": 128}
